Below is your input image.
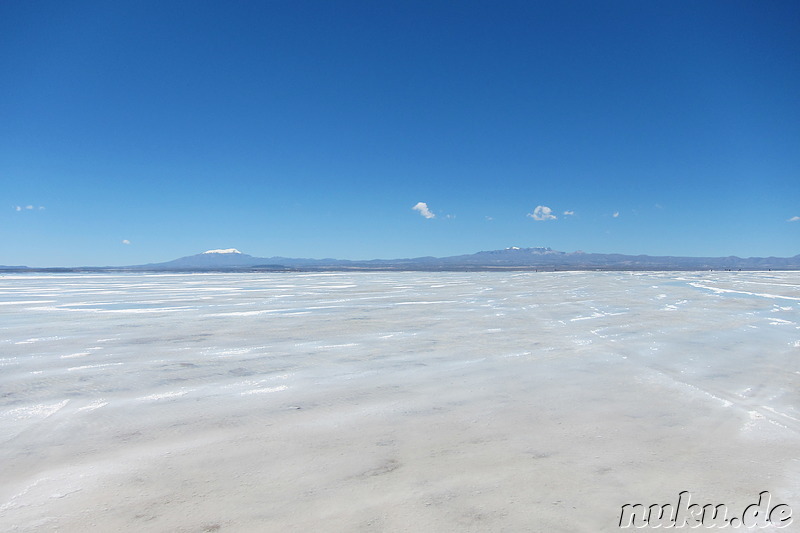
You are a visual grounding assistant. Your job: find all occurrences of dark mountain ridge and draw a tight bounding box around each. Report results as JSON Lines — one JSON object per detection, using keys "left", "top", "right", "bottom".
{"left": 126, "top": 247, "right": 800, "bottom": 271}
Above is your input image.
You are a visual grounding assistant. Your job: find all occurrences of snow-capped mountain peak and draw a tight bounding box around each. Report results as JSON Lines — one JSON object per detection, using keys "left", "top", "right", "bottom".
{"left": 202, "top": 248, "right": 242, "bottom": 255}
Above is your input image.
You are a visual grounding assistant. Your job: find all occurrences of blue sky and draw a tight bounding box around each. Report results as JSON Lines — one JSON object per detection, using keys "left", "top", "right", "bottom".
{"left": 2, "top": 0, "right": 798, "bottom": 266}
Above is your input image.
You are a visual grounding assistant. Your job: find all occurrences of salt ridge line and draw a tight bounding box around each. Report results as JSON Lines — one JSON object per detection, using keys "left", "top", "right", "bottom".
{"left": 689, "top": 282, "right": 800, "bottom": 301}
{"left": 638, "top": 363, "right": 800, "bottom": 435}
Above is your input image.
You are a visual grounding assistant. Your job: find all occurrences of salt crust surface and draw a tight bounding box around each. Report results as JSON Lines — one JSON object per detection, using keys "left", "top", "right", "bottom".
{"left": 1, "top": 271, "right": 798, "bottom": 532}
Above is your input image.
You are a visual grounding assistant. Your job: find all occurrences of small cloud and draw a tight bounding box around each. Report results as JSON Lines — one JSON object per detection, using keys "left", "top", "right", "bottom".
{"left": 563, "top": 210, "right": 575, "bottom": 216}
{"left": 788, "top": 216, "right": 800, "bottom": 222}
{"left": 655, "top": 203, "right": 663, "bottom": 209}
{"left": 13, "top": 206, "right": 21, "bottom": 211}
{"left": 26, "top": 205, "right": 33, "bottom": 210}
{"left": 527, "top": 205, "right": 557, "bottom": 221}
{"left": 13, "top": 205, "right": 44, "bottom": 211}
{"left": 612, "top": 211, "right": 620, "bottom": 218}
{"left": 485, "top": 216, "right": 493, "bottom": 221}
{"left": 122, "top": 239, "right": 131, "bottom": 245}
{"left": 412, "top": 202, "right": 435, "bottom": 219}
{"left": 38, "top": 206, "right": 45, "bottom": 210}
{"left": 444, "top": 214, "right": 455, "bottom": 219}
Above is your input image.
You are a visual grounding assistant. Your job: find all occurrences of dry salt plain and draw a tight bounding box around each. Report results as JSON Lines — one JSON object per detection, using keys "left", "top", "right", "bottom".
{"left": 1, "top": 271, "right": 798, "bottom": 532}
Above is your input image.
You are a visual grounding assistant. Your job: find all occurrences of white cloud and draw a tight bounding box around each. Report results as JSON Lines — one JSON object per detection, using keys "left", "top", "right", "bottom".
{"left": 14, "top": 206, "right": 21, "bottom": 211}
{"left": 485, "top": 216, "right": 493, "bottom": 221}
{"left": 612, "top": 211, "right": 620, "bottom": 218}
{"left": 563, "top": 210, "right": 575, "bottom": 216}
{"left": 13, "top": 205, "right": 43, "bottom": 211}
{"left": 527, "top": 205, "right": 557, "bottom": 221}
{"left": 412, "top": 202, "right": 435, "bottom": 219}
{"left": 122, "top": 239, "right": 131, "bottom": 245}
{"left": 788, "top": 216, "right": 800, "bottom": 222}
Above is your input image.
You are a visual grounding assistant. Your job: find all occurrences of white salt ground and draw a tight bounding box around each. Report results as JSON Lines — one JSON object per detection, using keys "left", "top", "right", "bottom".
{"left": 0, "top": 271, "right": 798, "bottom": 532}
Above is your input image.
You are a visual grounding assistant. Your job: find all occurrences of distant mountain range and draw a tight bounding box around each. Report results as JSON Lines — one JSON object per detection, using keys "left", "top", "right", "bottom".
{"left": 130, "top": 247, "right": 799, "bottom": 271}
{"left": 3, "top": 247, "right": 799, "bottom": 272}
